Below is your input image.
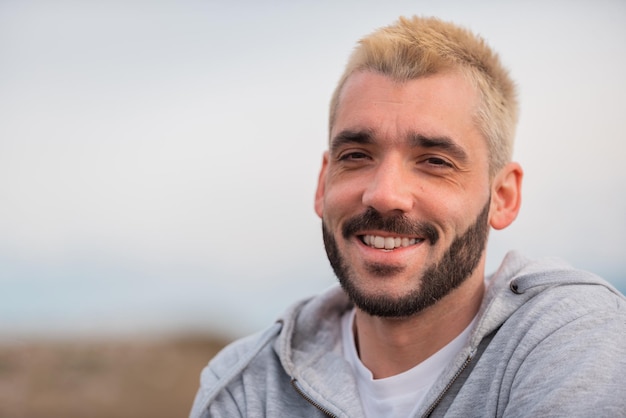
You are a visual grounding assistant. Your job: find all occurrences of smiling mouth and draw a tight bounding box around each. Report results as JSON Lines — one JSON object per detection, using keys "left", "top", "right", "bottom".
{"left": 359, "top": 235, "right": 424, "bottom": 250}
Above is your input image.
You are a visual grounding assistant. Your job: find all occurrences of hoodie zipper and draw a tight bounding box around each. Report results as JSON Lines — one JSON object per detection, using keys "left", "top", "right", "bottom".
{"left": 420, "top": 353, "right": 474, "bottom": 418}
{"left": 291, "top": 355, "right": 472, "bottom": 418}
{"left": 291, "top": 343, "right": 480, "bottom": 418}
{"left": 291, "top": 378, "right": 338, "bottom": 418}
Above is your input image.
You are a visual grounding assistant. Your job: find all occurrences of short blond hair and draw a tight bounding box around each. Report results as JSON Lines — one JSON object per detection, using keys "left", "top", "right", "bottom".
{"left": 329, "top": 16, "right": 518, "bottom": 176}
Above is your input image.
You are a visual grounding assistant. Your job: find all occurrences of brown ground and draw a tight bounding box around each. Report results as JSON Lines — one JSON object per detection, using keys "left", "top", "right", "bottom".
{"left": 0, "top": 335, "right": 229, "bottom": 418}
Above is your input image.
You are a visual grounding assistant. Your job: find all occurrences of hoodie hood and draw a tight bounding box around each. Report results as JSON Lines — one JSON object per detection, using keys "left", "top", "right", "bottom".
{"left": 471, "top": 251, "right": 623, "bottom": 348}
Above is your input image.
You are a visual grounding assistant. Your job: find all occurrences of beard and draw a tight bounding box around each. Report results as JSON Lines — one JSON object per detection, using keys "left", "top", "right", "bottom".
{"left": 322, "top": 199, "right": 491, "bottom": 318}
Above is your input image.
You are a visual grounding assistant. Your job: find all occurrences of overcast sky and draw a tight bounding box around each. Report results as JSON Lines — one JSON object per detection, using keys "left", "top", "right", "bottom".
{"left": 1, "top": 0, "right": 625, "bottom": 339}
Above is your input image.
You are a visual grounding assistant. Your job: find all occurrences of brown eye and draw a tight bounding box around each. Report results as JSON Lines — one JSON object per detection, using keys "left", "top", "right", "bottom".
{"left": 425, "top": 157, "right": 453, "bottom": 167}
{"left": 339, "top": 152, "right": 369, "bottom": 161}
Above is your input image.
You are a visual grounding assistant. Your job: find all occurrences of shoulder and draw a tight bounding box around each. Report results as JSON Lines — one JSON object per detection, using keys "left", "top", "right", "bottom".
{"left": 501, "top": 291, "right": 626, "bottom": 415}
{"left": 205, "top": 324, "right": 282, "bottom": 381}
{"left": 189, "top": 323, "right": 284, "bottom": 418}
{"left": 483, "top": 254, "right": 626, "bottom": 415}
{"left": 478, "top": 252, "right": 625, "bottom": 341}
{"left": 490, "top": 252, "right": 625, "bottom": 347}
{"left": 509, "top": 254, "right": 625, "bottom": 327}
{"left": 189, "top": 286, "right": 352, "bottom": 418}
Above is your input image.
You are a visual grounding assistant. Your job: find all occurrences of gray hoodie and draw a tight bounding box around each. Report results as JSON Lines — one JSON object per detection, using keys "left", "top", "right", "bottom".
{"left": 190, "top": 252, "right": 626, "bottom": 417}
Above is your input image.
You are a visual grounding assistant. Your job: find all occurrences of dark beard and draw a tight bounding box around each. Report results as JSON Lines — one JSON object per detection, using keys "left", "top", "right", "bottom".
{"left": 322, "top": 199, "right": 491, "bottom": 318}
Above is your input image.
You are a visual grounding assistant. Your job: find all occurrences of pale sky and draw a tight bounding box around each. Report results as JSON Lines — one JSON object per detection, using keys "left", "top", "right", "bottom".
{"left": 1, "top": 0, "right": 625, "bottom": 339}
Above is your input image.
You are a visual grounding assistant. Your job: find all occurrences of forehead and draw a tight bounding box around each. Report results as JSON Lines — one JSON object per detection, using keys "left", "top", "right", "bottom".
{"left": 331, "top": 71, "right": 483, "bottom": 151}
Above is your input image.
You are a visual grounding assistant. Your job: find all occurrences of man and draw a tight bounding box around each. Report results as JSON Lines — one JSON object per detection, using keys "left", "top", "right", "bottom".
{"left": 190, "top": 16, "right": 626, "bottom": 417}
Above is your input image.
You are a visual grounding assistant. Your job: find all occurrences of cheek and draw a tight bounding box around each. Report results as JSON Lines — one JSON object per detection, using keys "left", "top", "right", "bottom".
{"left": 446, "top": 194, "right": 491, "bottom": 234}
{"left": 322, "top": 172, "right": 365, "bottom": 209}
{"left": 321, "top": 187, "right": 350, "bottom": 220}
{"left": 414, "top": 191, "right": 472, "bottom": 236}
{"left": 319, "top": 188, "right": 365, "bottom": 236}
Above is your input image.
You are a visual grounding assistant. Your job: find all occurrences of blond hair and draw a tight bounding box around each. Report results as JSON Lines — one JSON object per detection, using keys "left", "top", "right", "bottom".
{"left": 329, "top": 16, "right": 518, "bottom": 175}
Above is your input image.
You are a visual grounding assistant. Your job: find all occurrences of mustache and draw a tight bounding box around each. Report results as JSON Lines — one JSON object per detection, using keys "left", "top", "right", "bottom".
{"left": 342, "top": 207, "right": 439, "bottom": 245}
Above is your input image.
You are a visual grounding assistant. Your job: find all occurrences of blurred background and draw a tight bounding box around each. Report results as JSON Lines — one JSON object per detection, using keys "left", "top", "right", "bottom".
{"left": 1, "top": 1, "right": 625, "bottom": 416}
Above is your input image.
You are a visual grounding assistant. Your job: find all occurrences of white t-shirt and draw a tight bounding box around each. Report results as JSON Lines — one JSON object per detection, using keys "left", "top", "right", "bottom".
{"left": 341, "top": 309, "right": 476, "bottom": 418}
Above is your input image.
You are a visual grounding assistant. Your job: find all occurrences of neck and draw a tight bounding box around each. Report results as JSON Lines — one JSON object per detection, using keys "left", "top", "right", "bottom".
{"left": 353, "top": 274, "right": 485, "bottom": 379}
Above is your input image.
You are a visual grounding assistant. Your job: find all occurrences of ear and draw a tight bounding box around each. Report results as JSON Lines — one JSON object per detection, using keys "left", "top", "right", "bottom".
{"left": 314, "top": 152, "right": 329, "bottom": 218}
{"left": 489, "top": 162, "right": 523, "bottom": 230}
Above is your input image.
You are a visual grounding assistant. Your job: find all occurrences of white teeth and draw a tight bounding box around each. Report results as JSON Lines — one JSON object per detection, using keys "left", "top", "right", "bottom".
{"left": 362, "top": 235, "right": 419, "bottom": 250}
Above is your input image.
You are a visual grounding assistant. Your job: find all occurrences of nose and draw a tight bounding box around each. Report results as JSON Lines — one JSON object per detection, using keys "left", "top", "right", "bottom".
{"left": 361, "top": 158, "right": 414, "bottom": 215}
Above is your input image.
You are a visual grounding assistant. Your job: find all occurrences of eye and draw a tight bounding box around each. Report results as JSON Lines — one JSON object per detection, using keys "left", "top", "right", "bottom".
{"left": 338, "top": 151, "right": 370, "bottom": 162}
{"left": 424, "top": 156, "right": 453, "bottom": 168}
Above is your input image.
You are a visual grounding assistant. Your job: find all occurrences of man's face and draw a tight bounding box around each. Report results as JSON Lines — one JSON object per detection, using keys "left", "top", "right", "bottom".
{"left": 315, "top": 70, "right": 494, "bottom": 317}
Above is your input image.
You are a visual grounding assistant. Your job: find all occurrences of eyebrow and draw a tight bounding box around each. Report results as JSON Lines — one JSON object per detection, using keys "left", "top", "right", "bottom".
{"left": 329, "top": 129, "right": 374, "bottom": 155}
{"left": 409, "top": 133, "right": 469, "bottom": 164}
